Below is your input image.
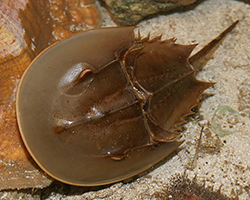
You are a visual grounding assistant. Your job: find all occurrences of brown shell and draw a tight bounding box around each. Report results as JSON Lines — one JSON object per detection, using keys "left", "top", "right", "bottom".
{"left": 16, "top": 21, "right": 238, "bottom": 186}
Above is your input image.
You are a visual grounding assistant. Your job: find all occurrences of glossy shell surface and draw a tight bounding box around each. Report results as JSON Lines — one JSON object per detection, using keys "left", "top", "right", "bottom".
{"left": 16, "top": 26, "right": 212, "bottom": 186}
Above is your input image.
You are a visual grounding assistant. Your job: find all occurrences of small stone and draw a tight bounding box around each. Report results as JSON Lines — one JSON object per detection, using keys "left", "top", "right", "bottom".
{"left": 211, "top": 106, "right": 239, "bottom": 137}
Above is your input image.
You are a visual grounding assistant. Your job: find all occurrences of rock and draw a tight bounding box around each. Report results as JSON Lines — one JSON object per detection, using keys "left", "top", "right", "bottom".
{"left": 104, "top": 0, "right": 199, "bottom": 25}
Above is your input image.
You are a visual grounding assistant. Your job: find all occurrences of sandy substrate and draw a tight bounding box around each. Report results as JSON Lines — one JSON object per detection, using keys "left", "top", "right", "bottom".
{"left": 1, "top": 0, "right": 250, "bottom": 199}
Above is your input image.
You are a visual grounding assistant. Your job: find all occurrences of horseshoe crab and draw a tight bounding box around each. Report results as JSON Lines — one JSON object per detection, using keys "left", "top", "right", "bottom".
{"left": 16, "top": 21, "right": 238, "bottom": 186}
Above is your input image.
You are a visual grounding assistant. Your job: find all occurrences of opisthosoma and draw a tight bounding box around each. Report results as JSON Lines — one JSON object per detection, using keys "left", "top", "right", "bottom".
{"left": 16, "top": 21, "right": 238, "bottom": 186}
